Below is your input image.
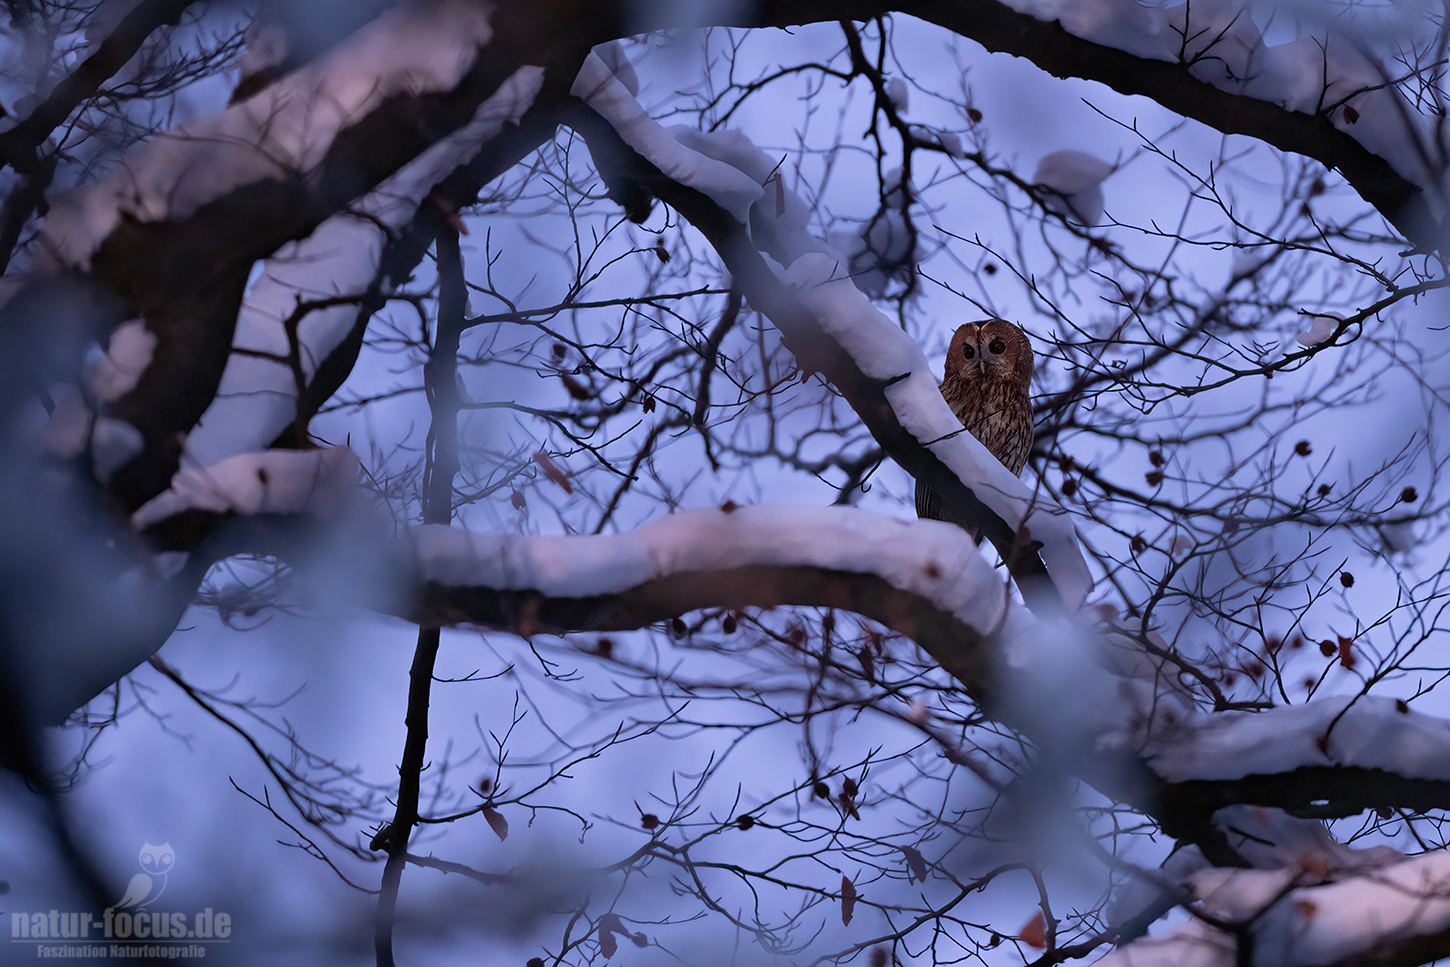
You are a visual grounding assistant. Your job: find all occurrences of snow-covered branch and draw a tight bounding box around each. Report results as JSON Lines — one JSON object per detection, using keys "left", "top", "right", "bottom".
{"left": 11, "top": 6, "right": 566, "bottom": 515}
{"left": 895, "top": 0, "right": 1444, "bottom": 249}
{"left": 40, "top": 0, "right": 497, "bottom": 271}
{"left": 180, "top": 67, "right": 543, "bottom": 469}
{"left": 1102, "top": 832, "right": 1450, "bottom": 967}
{"left": 122, "top": 451, "right": 1450, "bottom": 832}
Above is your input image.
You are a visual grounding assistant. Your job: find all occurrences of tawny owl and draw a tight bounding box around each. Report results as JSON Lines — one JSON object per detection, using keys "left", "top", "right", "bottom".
{"left": 916, "top": 320, "right": 1034, "bottom": 536}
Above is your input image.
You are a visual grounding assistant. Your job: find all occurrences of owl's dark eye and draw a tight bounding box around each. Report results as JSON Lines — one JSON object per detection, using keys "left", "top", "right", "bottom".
{"left": 988, "top": 338, "right": 1006, "bottom": 355}
{"left": 962, "top": 343, "right": 976, "bottom": 360}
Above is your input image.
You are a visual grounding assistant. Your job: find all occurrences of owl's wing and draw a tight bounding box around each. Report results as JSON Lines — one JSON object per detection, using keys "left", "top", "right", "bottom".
{"left": 112, "top": 873, "right": 151, "bottom": 909}
{"left": 915, "top": 478, "right": 937, "bottom": 521}
{"left": 915, "top": 479, "right": 985, "bottom": 545}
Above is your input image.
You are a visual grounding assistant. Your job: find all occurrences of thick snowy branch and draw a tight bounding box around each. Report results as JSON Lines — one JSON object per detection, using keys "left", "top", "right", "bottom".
{"left": 10, "top": 2, "right": 600, "bottom": 515}
{"left": 1100, "top": 845, "right": 1450, "bottom": 967}
{"left": 124, "top": 453, "right": 1450, "bottom": 811}
{"left": 180, "top": 67, "right": 543, "bottom": 469}
{"left": 896, "top": 0, "right": 1441, "bottom": 248}
{"left": 746, "top": 0, "right": 1445, "bottom": 249}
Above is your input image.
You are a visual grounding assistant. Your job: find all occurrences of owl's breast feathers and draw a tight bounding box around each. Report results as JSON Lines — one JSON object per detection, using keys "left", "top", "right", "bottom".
{"left": 940, "top": 376, "right": 1034, "bottom": 475}
{"left": 914, "top": 377, "right": 1033, "bottom": 533}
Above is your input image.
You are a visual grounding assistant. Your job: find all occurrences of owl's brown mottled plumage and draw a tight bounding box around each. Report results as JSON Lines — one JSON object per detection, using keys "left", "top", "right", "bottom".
{"left": 915, "top": 320, "right": 1034, "bottom": 535}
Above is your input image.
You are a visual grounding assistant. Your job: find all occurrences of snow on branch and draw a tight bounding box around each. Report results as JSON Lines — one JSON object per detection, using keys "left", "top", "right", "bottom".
{"left": 119, "top": 452, "right": 1159, "bottom": 789}
{"left": 131, "top": 447, "right": 364, "bottom": 531}
{"left": 1100, "top": 847, "right": 1450, "bottom": 967}
{"left": 896, "top": 0, "right": 1445, "bottom": 248}
{"left": 130, "top": 445, "right": 1006, "bottom": 643}
{"left": 571, "top": 45, "right": 1093, "bottom": 610}
{"left": 1148, "top": 695, "right": 1450, "bottom": 786}
{"left": 181, "top": 66, "right": 544, "bottom": 468}
{"left": 412, "top": 504, "right": 1007, "bottom": 651}
{"left": 40, "top": 0, "right": 498, "bottom": 270}
{"left": 120, "top": 447, "right": 1450, "bottom": 846}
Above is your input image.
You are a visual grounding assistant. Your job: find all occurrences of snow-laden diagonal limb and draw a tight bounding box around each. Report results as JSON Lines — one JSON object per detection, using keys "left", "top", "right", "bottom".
{"left": 39, "top": 0, "right": 497, "bottom": 270}
{"left": 883, "top": 0, "right": 1445, "bottom": 249}
{"left": 570, "top": 47, "right": 1092, "bottom": 611}
{"left": 180, "top": 66, "right": 543, "bottom": 468}
{"left": 777, "top": 252, "right": 1092, "bottom": 609}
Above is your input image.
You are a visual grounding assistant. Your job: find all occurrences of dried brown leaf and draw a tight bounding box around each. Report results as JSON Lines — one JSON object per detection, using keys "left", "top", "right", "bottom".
{"left": 597, "top": 913, "right": 624, "bottom": 958}
{"left": 840, "top": 876, "right": 857, "bottom": 925}
{"left": 532, "top": 450, "right": 572, "bottom": 494}
{"left": 901, "top": 846, "right": 926, "bottom": 883}
{"left": 482, "top": 806, "right": 509, "bottom": 842}
{"left": 1018, "top": 911, "right": 1047, "bottom": 949}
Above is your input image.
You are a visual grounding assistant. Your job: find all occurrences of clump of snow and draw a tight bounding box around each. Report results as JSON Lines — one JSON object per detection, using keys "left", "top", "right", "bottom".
{"left": 668, "top": 126, "right": 835, "bottom": 262}
{"left": 1214, "top": 805, "right": 1401, "bottom": 873}
{"left": 90, "top": 417, "right": 143, "bottom": 481}
{"left": 1034, "top": 149, "right": 1114, "bottom": 226}
{"left": 41, "top": 383, "right": 91, "bottom": 458}
{"left": 1296, "top": 315, "right": 1337, "bottom": 347}
{"left": 1145, "top": 695, "right": 1450, "bottom": 783}
{"left": 42, "top": 0, "right": 496, "bottom": 269}
{"left": 573, "top": 48, "right": 763, "bottom": 224}
{"left": 910, "top": 125, "right": 964, "bottom": 158}
{"left": 182, "top": 66, "right": 544, "bottom": 468}
{"left": 84, "top": 318, "right": 155, "bottom": 402}
{"left": 132, "top": 447, "right": 361, "bottom": 531}
{"left": 236, "top": 19, "right": 289, "bottom": 84}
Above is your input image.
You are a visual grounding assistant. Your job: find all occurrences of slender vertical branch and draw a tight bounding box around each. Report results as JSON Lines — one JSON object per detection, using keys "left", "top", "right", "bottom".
{"left": 374, "top": 223, "right": 465, "bottom": 967}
